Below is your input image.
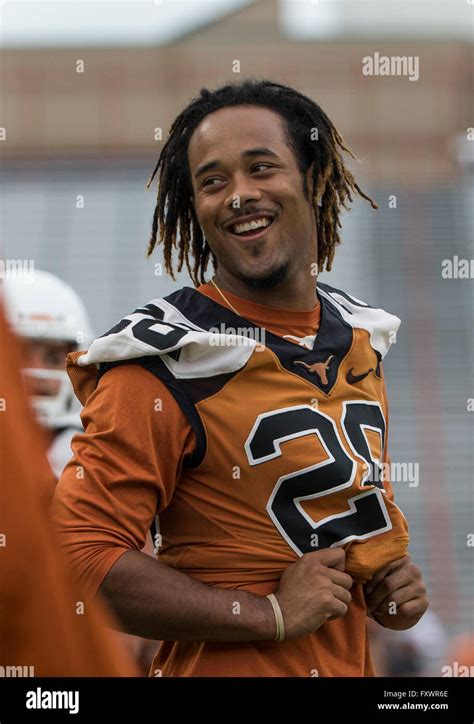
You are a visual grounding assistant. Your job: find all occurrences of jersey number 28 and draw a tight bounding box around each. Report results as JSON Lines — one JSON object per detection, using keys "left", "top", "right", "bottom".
{"left": 245, "top": 402, "right": 392, "bottom": 555}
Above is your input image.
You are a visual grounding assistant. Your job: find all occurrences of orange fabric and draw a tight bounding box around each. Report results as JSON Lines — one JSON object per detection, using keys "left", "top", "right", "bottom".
{"left": 0, "top": 296, "right": 139, "bottom": 677}
{"left": 52, "top": 283, "right": 409, "bottom": 676}
{"left": 155, "top": 337, "right": 408, "bottom": 584}
{"left": 154, "top": 581, "right": 373, "bottom": 677}
{"left": 198, "top": 282, "right": 322, "bottom": 339}
{"left": 66, "top": 349, "right": 100, "bottom": 407}
{"left": 53, "top": 363, "right": 196, "bottom": 596}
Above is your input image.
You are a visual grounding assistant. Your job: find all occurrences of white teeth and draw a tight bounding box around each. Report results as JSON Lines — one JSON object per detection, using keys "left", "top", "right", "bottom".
{"left": 232, "top": 217, "right": 272, "bottom": 235}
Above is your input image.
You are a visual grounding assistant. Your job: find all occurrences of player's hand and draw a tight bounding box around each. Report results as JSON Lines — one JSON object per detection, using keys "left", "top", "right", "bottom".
{"left": 273, "top": 548, "right": 353, "bottom": 640}
{"left": 364, "top": 554, "right": 429, "bottom": 630}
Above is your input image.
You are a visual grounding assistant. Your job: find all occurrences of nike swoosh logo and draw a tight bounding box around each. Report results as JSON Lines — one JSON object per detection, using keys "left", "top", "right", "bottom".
{"left": 346, "top": 367, "right": 374, "bottom": 385}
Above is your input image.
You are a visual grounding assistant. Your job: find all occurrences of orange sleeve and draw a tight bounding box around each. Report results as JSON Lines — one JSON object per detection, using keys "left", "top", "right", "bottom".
{"left": 52, "top": 362, "right": 196, "bottom": 596}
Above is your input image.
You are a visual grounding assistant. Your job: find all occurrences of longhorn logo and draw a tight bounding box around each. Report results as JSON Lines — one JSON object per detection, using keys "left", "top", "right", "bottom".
{"left": 293, "top": 354, "right": 334, "bottom": 385}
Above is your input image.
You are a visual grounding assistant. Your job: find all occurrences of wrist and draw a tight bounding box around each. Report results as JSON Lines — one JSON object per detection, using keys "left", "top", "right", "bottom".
{"left": 266, "top": 593, "right": 285, "bottom": 641}
{"left": 242, "top": 591, "right": 279, "bottom": 641}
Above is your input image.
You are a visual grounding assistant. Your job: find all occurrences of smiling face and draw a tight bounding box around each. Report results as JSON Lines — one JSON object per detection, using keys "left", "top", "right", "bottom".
{"left": 187, "top": 105, "right": 317, "bottom": 292}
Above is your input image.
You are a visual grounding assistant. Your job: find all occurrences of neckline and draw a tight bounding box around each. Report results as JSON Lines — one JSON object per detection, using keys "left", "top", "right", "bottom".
{"left": 196, "top": 282, "right": 320, "bottom": 326}
{"left": 185, "top": 283, "right": 325, "bottom": 356}
{"left": 164, "top": 283, "right": 356, "bottom": 395}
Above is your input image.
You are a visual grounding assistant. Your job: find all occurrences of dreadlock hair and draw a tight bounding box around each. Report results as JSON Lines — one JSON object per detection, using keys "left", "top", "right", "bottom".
{"left": 145, "top": 77, "right": 377, "bottom": 287}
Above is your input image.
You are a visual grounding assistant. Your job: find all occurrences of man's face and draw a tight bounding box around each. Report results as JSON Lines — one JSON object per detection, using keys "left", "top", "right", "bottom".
{"left": 20, "top": 339, "right": 72, "bottom": 397}
{"left": 187, "top": 105, "right": 317, "bottom": 290}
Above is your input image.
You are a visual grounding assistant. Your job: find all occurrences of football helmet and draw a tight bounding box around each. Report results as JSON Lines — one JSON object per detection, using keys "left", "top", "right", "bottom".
{"left": 3, "top": 269, "right": 93, "bottom": 428}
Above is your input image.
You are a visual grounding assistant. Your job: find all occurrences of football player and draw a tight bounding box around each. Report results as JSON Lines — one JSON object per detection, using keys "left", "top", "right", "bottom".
{"left": 4, "top": 269, "right": 92, "bottom": 479}
{"left": 53, "top": 79, "right": 429, "bottom": 676}
{"left": 4, "top": 268, "right": 161, "bottom": 673}
{"left": 0, "top": 296, "right": 138, "bottom": 676}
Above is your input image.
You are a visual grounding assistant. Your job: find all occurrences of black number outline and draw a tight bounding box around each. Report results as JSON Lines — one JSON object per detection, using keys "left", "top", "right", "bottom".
{"left": 244, "top": 402, "right": 392, "bottom": 556}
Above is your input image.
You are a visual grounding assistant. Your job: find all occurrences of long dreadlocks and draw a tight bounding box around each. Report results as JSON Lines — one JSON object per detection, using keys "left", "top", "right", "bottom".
{"left": 145, "top": 78, "right": 377, "bottom": 287}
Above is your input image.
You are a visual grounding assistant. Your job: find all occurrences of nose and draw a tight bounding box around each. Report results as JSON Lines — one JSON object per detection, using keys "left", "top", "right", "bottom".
{"left": 24, "top": 372, "right": 58, "bottom": 397}
{"left": 224, "top": 172, "right": 263, "bottom": 210}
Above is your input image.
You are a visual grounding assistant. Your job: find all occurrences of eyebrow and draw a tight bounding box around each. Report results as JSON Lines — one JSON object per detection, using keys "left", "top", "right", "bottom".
{"left": 194, "top": 147, "right": 280, "bottom": 179}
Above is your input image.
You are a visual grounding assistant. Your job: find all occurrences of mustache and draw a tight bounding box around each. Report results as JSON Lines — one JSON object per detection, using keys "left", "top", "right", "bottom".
{"left": 223, "top": 208, "right": 276, "bottom": 228}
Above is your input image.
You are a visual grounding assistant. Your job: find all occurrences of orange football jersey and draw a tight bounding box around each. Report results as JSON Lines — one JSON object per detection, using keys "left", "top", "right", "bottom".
{"left": 53, "top": 281, "right": 409, "bottom": 677}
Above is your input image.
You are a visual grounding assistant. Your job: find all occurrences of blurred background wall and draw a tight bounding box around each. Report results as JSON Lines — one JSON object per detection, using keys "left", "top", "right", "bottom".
{"left": 1, "top": 0, "right": 472, "bottom": 666}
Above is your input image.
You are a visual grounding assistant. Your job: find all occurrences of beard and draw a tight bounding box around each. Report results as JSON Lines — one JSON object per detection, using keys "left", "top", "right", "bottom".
{"left": 235, "top": 258, "right": 292, "bottom": 291}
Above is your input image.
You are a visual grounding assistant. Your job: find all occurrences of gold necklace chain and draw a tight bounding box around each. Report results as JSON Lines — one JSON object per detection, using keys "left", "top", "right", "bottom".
{"left": 210, "top": 277, "right": 240, "bottom": 316}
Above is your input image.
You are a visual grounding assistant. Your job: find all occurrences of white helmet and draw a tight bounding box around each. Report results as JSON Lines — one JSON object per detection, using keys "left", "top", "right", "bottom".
{"left": 3, "top": 269, "right": 93, "bottom": 428}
